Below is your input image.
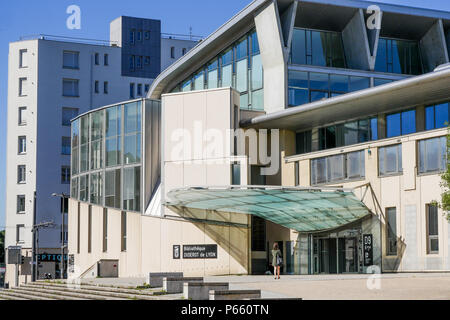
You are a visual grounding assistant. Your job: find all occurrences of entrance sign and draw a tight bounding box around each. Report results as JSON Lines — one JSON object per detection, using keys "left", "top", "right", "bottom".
{"left": 363, "top": 234, "right": 373, "bottom": 266}
{"left": 183, "top": 245, "right": 217, "bottom": 259}
{"left": 7, "top": 246, "right": 22, "bottom": 265}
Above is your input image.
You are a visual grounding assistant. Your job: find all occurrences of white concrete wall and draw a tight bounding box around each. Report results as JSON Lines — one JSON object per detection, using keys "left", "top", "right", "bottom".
{"left": 161, "top": 38, "right": 197, "bottom": 72}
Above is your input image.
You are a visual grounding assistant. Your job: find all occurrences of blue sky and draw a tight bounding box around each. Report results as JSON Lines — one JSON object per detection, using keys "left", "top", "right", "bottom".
{"left": 0, "top": 0, "right": 449, "bottom": 230}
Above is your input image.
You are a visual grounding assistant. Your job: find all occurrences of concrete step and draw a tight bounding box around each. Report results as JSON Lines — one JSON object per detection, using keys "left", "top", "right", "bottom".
{"left": 31, "top": 281, "right": 157, "bottom": 297}
{"left": 14, "top": 286, "right": 86, "bottom": 300}
{"left": 0, "top": 289, "right": 53, "bottom": 300}
{"left": 0, "top": 293, "right": 28, "bottom": 300}
{"left": 18, "top": 285, "right": 124, "bottom": 300}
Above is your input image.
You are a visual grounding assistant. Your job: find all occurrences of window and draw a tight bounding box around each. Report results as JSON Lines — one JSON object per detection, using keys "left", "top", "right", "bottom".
{"left": 17, "top": 195, "right": 26, "bottom": 213}
{"left": 121, "top": 211, "right": 127, "bottom": 251}
{"left": 144, "top": 56, "right": 150, "bottom": 65}
{"left": 79, "top": 175, "right": 89, "bottom": 202}
{"left": 104, "top": 54, "right": 109, "bottom": 66}
{"left": 144, "top": 84, "right": 150, "bottom": 94}
{"left": 123, "top": 167, "right": 140, "bottom": 211}
{"left": 375, "top": 38, "right": 422, "bottom": 75}
{"left": 318, "top": 118, "right": 377, "bottom": 150}
{"left": 71, "top": 177, "right": 78, "bottom": 199}
{"left": 193, "top": 70, "right": 204, "bottom": 91}
{"left": 103, "top": 208, "right": 108, "bottom": 252}
{"left": 80, "top": 117, "right": 89, "bottom": 173}
{"left": 18, "top": 136, "right": 26, "bottom": 154}
{"left": 137, "top": 84, "right": 142, "bottom": 96}
{"left": 94, "top": 81, "right": 99, "bottom": 94}
{"left": 296, "top": 131, "right": 311, "bottom": 155}
{"left": 130, "top": 83, "right": 135, "bottom": 99}
{"left": 123, "top": 102, "right": 141, "bottom": 165}
{"left": 170, "top": 46, "right": 175, "bottom": 59}
{"left": 90, "top": 111, "right": 103, "bottom": 170}
{"left": 378, "top": 144, "right": 402, "bottom": 176}
{"left": 104, "top": 81, "right": 108, "bottom": 94}
{"left": 425, "top": 103, "right": 449, "bottom": 130}
{"left": 61, "top": 166, "right": 70, "bottom": 184}
{"left": 251, "top": 216, "right": 266, "bottom": 251}
{"left": 105, "top": 106, "right": 121, "bottom": 167}
{"left": 19, "top": 49, "right": 28, "bottom": 68}
{"left": 105, "top": 169, "right": 121, "bottom": 208}
{"left": 288, "top": 70, "right": 370, "bottom": 107}
{"left": 137, "top": 30, "right": 142, "bottom": 42}
{"left": 94, "top": 53, "right": 99, "bottom": 65}
{"left": 19, "top": 77, "right": 27, "bottom": 96}
{"left": 62, "top": 136, "right": 71, "bottom": 155}
{"left": 386, "top": 207, "right": 397, "bottom": 256}
{"left": 63, "top": 51, "right": 79, "bottom": 69}
{"left": 90, "top": 172, "right": 103, "bottom": 205}
{"left": 182, "top": 48, "right": 187, "bottom": 55}
{"left": 426, "top": 204, "right": 439, "bottom": 254}
{"left": 17, "top": 165, "right": 26, "bottom": 183}
{"left": 386, "top": 109, "right": 416, "bottom": 138}
{"left": 63, "top": 79, "right": 79, "bottom": 97}
{"left": 290, "top": 28, "right": 346, "bottom": 68}
{"left": 62, "top": 107, "right": 78, "bottom": 126}
{"left": 231, "top": 163, "right": 241, "bottom": 185}
{"left": 310, "top": 150, "right": 365, "bottom": 185}
{"left": 130, "top": 30, "right": 135, "bottom": 44}
{"left": 16, "top": 224, "right": 25, "bottom": 243}
{"left": 18, "top": 107, "right": 27, "bottom": 125}
{"left": 72, "top": 119, "right": 80, "bottom": 175}
{"left": 136, "top": 56, "right": 143, "bottom": 69}
{"left": 144, "top": 31, "right": 150, "bottom": 40}
{"left": 418, "top": 136, "right": 446, "bottom": 174}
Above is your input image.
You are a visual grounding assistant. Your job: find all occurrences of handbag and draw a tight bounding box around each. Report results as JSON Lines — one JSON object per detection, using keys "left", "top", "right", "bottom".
{"left": 276, "top": 252, "right": 283, "bottom": 266}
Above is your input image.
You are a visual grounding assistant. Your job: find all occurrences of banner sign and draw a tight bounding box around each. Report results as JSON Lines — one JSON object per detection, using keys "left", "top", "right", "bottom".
{"left": 183, "top": 245, "right": 217, "bottom": 259}
{"left": 37, "top": 253, "right": 68, "bottom": 262}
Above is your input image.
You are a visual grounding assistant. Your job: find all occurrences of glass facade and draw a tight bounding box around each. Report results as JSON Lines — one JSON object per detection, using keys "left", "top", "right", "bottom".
{"left": 290, "top": 28, "right": 346, "bottom": 68}
{"left": 71, "top": 100, "right": 144, "bottom": 212}
{"left": 375, "top": 38, "right": 422, "bottom": 75}
{"left": 386, "top": 109, "right": 416, "bottom": 138}
{"left": 288, "top": 70, "right": 370, "bottom": 107}
{"left": 171, "top": 29, "right": 263, "bottom": 111}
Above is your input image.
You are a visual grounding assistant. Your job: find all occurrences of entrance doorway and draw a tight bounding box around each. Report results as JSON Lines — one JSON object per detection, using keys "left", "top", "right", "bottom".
{"left": 313, "top": 236, "right": 359, "bottom": 274}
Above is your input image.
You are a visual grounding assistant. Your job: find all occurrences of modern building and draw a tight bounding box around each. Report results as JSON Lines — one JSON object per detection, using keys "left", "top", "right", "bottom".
{"left": 68, "top": 0, "right": 450, "bottom": 280}
{"left": 5, "top": 16, "right": 197, "bottom": 285}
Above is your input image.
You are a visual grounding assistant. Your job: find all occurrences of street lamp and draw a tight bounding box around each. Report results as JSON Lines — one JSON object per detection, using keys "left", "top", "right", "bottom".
{"left": 52, "top": 192, "right": 69, "bottom": 279}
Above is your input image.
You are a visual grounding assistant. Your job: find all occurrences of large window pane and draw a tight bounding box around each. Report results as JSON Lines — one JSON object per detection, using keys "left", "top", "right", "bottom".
{"left": 221, "top": 64, "right": 232, "bottom": 87}
{"left": 386, "top": 207, "right": 397, "bottom": 256}
{"left": 236, "top": 59, "right": 248, "bottom": 93}
{"left": 386, "top": 113, "right": 401, "bottom": 138}
{"left": 90, "top": 172, "right": 103, "bottom": 205}
{"left": 379, "top": 144, "right": 402, "bottom": 176}
{"left": 193, "top": 71, "right": 204, "bottom": 90}
{"left": 418, "top": 136, "right": 447, "bottom": 174}
{"left": 401, "top": 109, "right": 416, "bottom": 135}
{"left": 347, "top": 151, "right": 365, "bottom": 179}
{"left": 251, "top": 54, "right": 263, "bottom": 90}
{"left": 291, "top": 29, "right": 306, "bottom": 64}
{"left": 123, "top": 167, "right": 141, "bottom": 211}
{"left": 105, "top": 169, "right": 121, "bottom": 209}
{"left": 327, "top": 154, "right": 345, "bottom": 181}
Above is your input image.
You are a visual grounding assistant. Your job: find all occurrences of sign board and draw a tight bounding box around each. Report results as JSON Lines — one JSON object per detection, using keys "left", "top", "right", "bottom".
{"left": 37, "top": 253, "right": 68, "bottom": 262}
{"left": 7, "top": 246, "right": 22, "bottom": 265}
{"left": 68, "top": 254, "right": 75, "bottom": 273}
{"left": 363, "top": 234, "right": 373, "bottom": 266}
{"left": 173, "top": 245, "right": 181, "bottom": 259}
{"left": 183, "top": 245, "right": 217, "bottom": 259}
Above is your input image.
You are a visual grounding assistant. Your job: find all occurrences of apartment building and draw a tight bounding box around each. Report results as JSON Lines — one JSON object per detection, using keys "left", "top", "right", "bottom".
{"left": 68, "top": 0, "right": 450, "bottom": 279}
{"left": 5, "top": 16, "right": 197, "bottom": 285}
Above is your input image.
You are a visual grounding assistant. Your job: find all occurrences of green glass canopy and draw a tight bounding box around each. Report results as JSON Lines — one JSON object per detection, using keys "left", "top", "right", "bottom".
{"left": 165, "top": 186, "right": 371, "bottom": 232}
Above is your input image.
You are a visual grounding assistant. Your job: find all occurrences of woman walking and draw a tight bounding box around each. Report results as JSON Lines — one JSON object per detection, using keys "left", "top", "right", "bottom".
{"left": 272, "top": 242, "right": 282, "bottom": 279}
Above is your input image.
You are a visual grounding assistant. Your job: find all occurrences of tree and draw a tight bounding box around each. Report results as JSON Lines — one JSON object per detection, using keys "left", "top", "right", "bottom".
{"left": 0, "top": 230, "right": 5, "bottom": 264}
{"left": 433, "top": 128, "right": 450, "bottom": 221}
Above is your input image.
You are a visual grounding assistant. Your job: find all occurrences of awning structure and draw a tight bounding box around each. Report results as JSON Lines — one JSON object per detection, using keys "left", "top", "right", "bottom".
{"left": 164, "top": 186, "right": 372, "bottom": 233}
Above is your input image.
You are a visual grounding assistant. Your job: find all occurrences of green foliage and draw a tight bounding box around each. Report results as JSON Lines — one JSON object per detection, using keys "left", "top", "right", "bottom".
{"left": 435, "top": 128, "right": 450, "bottom": 221}
{"left": 0, "top": 230, "right": 5, "bottom": 263}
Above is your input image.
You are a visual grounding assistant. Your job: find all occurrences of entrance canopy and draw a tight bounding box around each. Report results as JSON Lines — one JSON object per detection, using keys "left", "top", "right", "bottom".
{"left": 164, "top": 186, "right": 371, "bottom": 233}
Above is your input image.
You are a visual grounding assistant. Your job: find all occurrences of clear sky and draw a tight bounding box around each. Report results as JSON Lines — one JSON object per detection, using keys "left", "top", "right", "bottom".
{"left": 0, "top": 0, "right": 449, "bottom": 230}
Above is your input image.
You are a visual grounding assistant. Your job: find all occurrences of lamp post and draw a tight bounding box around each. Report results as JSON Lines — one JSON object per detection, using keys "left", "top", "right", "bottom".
{"left": 52, "top": 192, "right": 68, "bottom": 279}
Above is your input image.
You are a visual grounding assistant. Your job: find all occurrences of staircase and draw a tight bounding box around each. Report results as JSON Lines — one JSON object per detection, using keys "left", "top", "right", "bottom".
{"left": 0, "top": 280, "right": 183, "bottom": 300}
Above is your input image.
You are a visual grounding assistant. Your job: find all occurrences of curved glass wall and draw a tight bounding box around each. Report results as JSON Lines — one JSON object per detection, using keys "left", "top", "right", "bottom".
{"left": 171, "top": 29, "right": 263, "bottom": 111}
{"left": 71, "top": 100, "right": 143, "bottom": 212}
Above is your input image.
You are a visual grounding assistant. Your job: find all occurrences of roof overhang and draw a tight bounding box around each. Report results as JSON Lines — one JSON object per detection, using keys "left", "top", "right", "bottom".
{"left": 164, "top": 186, "right": 371, "bottom": 233}
{"left": 242, "top": 67, "right": 450, "bottom": 130}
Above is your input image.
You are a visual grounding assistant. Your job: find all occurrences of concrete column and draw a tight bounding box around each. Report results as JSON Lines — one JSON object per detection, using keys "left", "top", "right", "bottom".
{"left": 419, "top": 20, "right": 449, "bottom": 73}
{"left": 342, "top": 9, "right": 371, "bottom": 71}
{"left": 377, "top": 114, "right": 386, "bottom": 140}
{"left": 254, "top": 0, "right": 287, "bottom": 113}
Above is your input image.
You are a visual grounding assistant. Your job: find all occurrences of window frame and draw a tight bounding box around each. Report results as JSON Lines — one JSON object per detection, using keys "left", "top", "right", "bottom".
{"left": 378, "top": 144, "right": 403, "bottom": 177}
{"left": 62, "top": 50, "right": 80, "bottom": 69}
{"left": 386, "top": 207, "right": 398, "bottom": 256}
{"left": 17, "top": 195, "right": 26, "bottom": 214}
{"left": 426, "top": 204, "right": 439, "bottom": 254}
